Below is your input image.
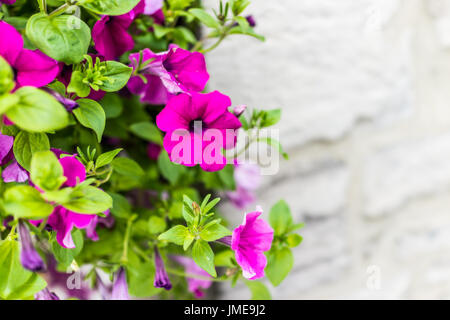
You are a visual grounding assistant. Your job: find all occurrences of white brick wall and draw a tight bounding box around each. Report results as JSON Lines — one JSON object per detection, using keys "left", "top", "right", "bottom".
{"left": 205, "top": 0, "right": 450, "bottom": 299}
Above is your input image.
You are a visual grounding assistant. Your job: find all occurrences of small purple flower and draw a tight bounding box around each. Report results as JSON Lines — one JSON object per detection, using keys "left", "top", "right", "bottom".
{"left": 18, "top": 220, "right": 45, "bottom": 272}
{"left": 246, "top": 15, "right": 256, "bottom": 27}
{"left": 42, "top": 88, "right": 78, "bottom": 112}
{"left": 154, "top": 247, "right": 172, "bottom": 290}
{"left": 35, "top": 287, "right": 60, "bottom": 300}
{"left": 171, "top": 255, "right": 212, "bottom": 298}
{"left": 128, "top": 45, "right": 209, "bottom": 105}
{"left": 111, "top": 267, "right": 130, "bottom": 300}
{"left": 233, "top": 105, "right": 247, "bottom": 117}
{"left": 220, "top": 209, "right": 274, "bottom": 280}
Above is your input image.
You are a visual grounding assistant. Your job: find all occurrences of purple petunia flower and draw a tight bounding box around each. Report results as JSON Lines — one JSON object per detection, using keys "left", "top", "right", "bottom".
{"left": 30, "top": 154, "right": 99, "bottom": 249}
{"left": 0, "top": 133, "right": 29, "bottom": 183}
{"left": 18, "top": 220, "right": 45, "bottom": 272}
{"left": 111, "top": 267, "right": 130, "bottom": 300}
{"left": 0, "top": 0, "right": 16, "bottom": 5}
{"left": 156, "top": 91, "right": 241, "bottom": 172}
{"left": 128, "top": 45, "right": 209, "bottom": 105}
{"left": 0, "top": 21, "right": 60, "bottom": 88}
{"left": 35, "top": 287, "right": 60, "bottom": 300}
{"left": 154, "top": 247, "right": 172, "bottom": 290}
{"left": 147, "top": 142, "right": 162, "bottom": 160}
{"left": 220, "top": 209, "right": 274, "bottom": 280}
{"left": 226, "top": 163, "right": 262, "bottom": 209}
{"left": 42, "top": 88, "right": 79, "bottom": 112}
{"left": 171, "top": 255, "right": 212, "bottom": 298}
{"left": 92, "top": 15, "right": 135, "bottom": 61}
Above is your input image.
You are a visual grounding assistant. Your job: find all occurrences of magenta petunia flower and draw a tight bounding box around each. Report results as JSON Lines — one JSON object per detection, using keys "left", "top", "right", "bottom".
{"left": 0, "top": 21, "right": 59, "bottom": 88}
{"left": 0, "top": 133, "right": 29, "bottom": 183}
{"left": 31, "top": 155, "right": 98, "bottom": 249}
{"left": 128, "top": 45, "right": 209, "bottom": 105}
{"left": 92, "top": 15, "right": 135, "bottom": 61}
{"left": 156, "top": 91, "right": 241, "bottom": 171}
{"left": 0, "top": 0, "right": 16, "bottom": 5}
{"left": 111, "top": 267, "right": 130, "bottom": 300}
{"left": 229, "top": 210, "right": 274, "bottom": 280}
{"left": 171, "top": 255, "right": 212, "bottom": 298}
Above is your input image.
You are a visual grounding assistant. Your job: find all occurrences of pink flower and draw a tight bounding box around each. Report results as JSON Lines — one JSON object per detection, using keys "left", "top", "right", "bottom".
{"left": 147, "top": 142, "right": 162, "bottom": 160}
{"left": 134, "top": 0, "right": 163, "bottom": 16}
{"left": 231, "top": 210, "right": 274, "bottom": 280}
{"left": 111, "top": 267, "right": 130, "bottom": 300}
{"left": 156, "top": 91, "right": 241, "bottom": 171}
{"left": 128, "top": 45, "right": 209, "bottom": 105}
{"left": 93, "top": 15, "right": 135, "bottom": 61}
{"left": 0, "top": 133, "right": 29, "bottom": 183}
{"left": 31, "top": 155, "right": 98, "bottom": 249}
{"left": 226, "top": 163, "right": 262, "bottom": 209}
{"left": 0, "top": 21, "right": 59, "bottom": 88}
{"left": 0, "top": 0, "right": 16, "bottom": 5}
{"left": 171, "top": 255, "right": 212, "bottom": 298}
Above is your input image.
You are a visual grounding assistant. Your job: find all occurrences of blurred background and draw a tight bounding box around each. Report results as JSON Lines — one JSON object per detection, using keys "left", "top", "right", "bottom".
{"left": 205, "top": 0, "right": 450, "bottom": 299}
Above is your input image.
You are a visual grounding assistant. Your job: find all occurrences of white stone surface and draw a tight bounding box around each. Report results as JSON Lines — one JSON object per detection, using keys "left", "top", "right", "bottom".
{"left": 206, "top": 0, "right": 450, "bottom": 300}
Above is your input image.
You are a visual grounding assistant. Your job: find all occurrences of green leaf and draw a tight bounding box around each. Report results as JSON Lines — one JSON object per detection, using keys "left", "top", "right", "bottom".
{"left": 182, "top": 195, "right": 195, "bottom": 225}
{"left": 199, "top": 222, "right": 231, "bottom": 242}
{"left": 183, "top": 233, "right": 194, "bottom": 251}
{"left": 62, "top": 185, "right": 112, "bottom": 214}
{"left": 73, "top": 99, "right": 106, "bottom": 143}
{"left": 95, "top": 148, "right": 123, "bottom": 169}
{"left": 0, "top": 238, "right": 47, "bottom": 299}
{"left": 157, "top": 151, "right": 184, "bottom": 185}
{"left": 108, "top": 192, "right": 131, "bottom": 219}
{"left": 188, "top": 8, "right": 221, "bottom": 29}
{"left": 261, "top": 109, "right": 281, "bottom": 127}
{"left": 148, "top": 216, "right": 167, "bottom": 234}
{"left": 26, "top": 13, "right": 91, "bottom": 64}
{"left": 192, "top": 239, "right": 216, "bottom": 277}
{"left": 127, "top": 260, "right": 161, "bottom": 298}
{"left": 30, "top": 150, "right": 66, "bottom": 192}
{"left": 245, "top": 281, "right": 272, "bottom": 300}
{"left": 7, "top": 87, "right": 69, "bottom": 132}
{"left": 4, "top": 185, "right": 54, "bottom": 219}
{"left": 229, "top": 25, "right": 265, "bottom": 41}
{"left": 78, "top": 0, "right": 141, "bottom": 15}
{"left": 269, "top": 200, "right": 293, "bottom": 236}
{"left": 99, "top": 93, "right": 123, "bottom": 118}
{"left": 67, "top": 71, "right": 91, "bottom": 98}
{"left": 51, "top": 229, "right": 84, "bottom": 265}
{"left": 286, "top": 234, "right": 303, "bottom": 248}
{"left": 0, "top": 56, "right": 15, "bottom": 95}
{"left": 265, "top": 247, "right": 294, "bottom": 287}
{"left": 203, "top": 197, "right": 221, "bottom": 215}
{"left": 168, "top": 0, "right": 194, "bottom": 10}
{"left": 112, "top": 157, "right": 145, "bottom": 177}
{"left": 214, "top": 249, "right": 235, "bottom": 267}
{"left": 129, "top": 122, "right": 163, "bottom": 145}
{"left": 13, "top": 131, "right": 50, "bottom": 171}
{"left": 99, "top": 61, "right": 133, "bottom": 92}
{"left": 158, "top": 225, "right": 187, "bottom": 245}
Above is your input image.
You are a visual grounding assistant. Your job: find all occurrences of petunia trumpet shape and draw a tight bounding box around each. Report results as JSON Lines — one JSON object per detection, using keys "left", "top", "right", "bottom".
{"left": 31, "top": 154, "right": 98, "bottom": 248}
{"left": 156, "top": 91, "right": 241, "bottom": 171}
{"left": 111, "top": 267, "right": 130, "bottom": 300}
{"left": 154, "top": 247, "right": 172, "bottom": 290}
{"left": 128, "top": 45, "right": 209, "bottom": 105}
{"left": 221, "top": 209, "right": 274, "bottom": 280}
{"left": 171, "top": 255, "right": 212, "bottom": 298}
{"left": 18, "top": 220, "right": 45, "bottom": 272}
{"left": 0, "top": 21, "right": 59, "bottom": 88}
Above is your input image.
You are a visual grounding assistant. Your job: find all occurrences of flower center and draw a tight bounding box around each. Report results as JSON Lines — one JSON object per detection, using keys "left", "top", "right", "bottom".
{"left": 189, "top": 118, "right": 206, "bottom": 132}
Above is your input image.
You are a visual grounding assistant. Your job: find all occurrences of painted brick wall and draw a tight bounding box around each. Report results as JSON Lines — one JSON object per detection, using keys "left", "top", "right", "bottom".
{"left": 203, "top": 0, "right": 450, "bottom": 299}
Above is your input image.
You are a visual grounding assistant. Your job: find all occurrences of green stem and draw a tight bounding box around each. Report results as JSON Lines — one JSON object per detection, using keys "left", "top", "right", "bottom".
{"left": 37, "top": 0, "right": 47, "bottom": 14}
{"left": 49, "top": 3, "right": 70, "bottom": 18}
{"left": 120, "top": 216, "right": 136, "bottom": 264}
{"left": 38, "top": 216, "right": 50, "bottom": 233}
{"left": 200, "top": 25, "right": 233, "bottom": 53}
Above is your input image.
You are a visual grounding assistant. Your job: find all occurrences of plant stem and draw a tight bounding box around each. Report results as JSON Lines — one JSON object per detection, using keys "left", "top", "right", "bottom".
{"left": 49, "top": 3, "right": 70, "bottom": 18}
{"left": 37, "top": 0, "right": 47, "bottom": 14}
{"left": 120, "top": 215, "right": 136, "bottom": 264}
